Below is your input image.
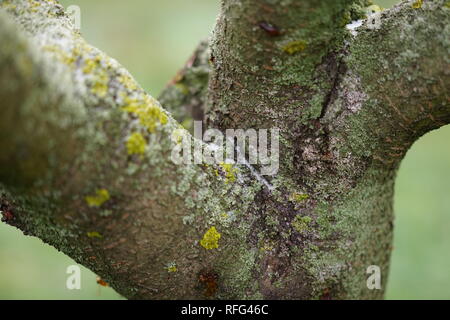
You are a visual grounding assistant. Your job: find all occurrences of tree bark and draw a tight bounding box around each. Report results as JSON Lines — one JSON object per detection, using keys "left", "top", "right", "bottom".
{"left": 0, "top": 0, "right": 448, "bottom": 299}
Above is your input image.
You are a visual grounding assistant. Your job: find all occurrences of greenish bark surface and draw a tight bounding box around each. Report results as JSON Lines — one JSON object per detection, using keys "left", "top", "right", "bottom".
{"left": 0, "top": 0, "right": 449, "bottom": 299}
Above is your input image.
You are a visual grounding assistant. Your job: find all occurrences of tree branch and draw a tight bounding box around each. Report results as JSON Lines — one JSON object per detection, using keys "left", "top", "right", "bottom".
{"left": 323, "top": 0, "right": 450, "bottom": 168}
{"left": 1, "top": 0, "right": 449, "bottom": 300}
{"left": 207, "top": 0, "right": 372, "bottom": 130}
{"left": 0, "top": 0, "right": 264, "bottom": 299}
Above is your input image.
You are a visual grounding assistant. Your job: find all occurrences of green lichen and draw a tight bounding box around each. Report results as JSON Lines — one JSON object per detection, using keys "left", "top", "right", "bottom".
{"left": 340, "top": 2, "right": 371, "bottom": 26}
{"left": 181, "top": 118, "right": 193, "bottom": 131}
{"left": 259, "top": 241, "right": 275, "bottom": 253}
{"left": 289, "top": 192, "right": 309, "bottom": 202}
{"left": 174, "top": 83, "right": 189, "bottom": 95}
{"left": 265, "top": 214, "right": 280, "bottom": 228}
{"left": 340, "top": 11, "right": 352, "bottom": 27}
{"left": 292, "top": 215, "right": 312, "bottom": 234}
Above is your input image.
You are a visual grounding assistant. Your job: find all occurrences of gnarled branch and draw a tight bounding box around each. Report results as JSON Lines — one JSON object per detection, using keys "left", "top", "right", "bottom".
{"left": 0, "top": 0, "right": 449, "bottom": 300}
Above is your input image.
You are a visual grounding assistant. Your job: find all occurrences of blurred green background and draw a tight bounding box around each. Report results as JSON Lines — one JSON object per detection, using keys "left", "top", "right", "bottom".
{"left": 0, "top": 0, "right": 448, "bottom": 299}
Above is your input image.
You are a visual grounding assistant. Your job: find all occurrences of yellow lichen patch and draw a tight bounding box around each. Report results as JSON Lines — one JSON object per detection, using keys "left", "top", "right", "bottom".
{"left": 0, "top": 0, "right": 17, "bottom": 10}
{"left": 91, "top": 75, "right": 109, "bottom": 97}
{"left": 79, "top": 54, "right": 111, "bottom": 97}
{"left": 82, "top": 56, "right": 101, "bottom": 74}
{"left": 200, "top": 227, "right": 221, "bottom": 250}
{"left": 259, "top": 242, "right": 274, "bottom": 253}
{"left": 85, "top": 189, "right": 110, "bottom": 208}
{"left": 289, "top": 192, "right": 309, "bottom": 203}
{"left": 42, "top": 45, "right": 76, "bottom": 66}
{"left": 71, "top": 45, "right": 83, "bottom": 59}
{"left": 216, "top": 163, "right": 238, "bottom": 184}
{"left": 118, "top": 75, "right": 138, "bottom": 91}
{"left": 29, "top": 0, "right": 41, "bottom": 12}
{"left": 118, "top": 74, "right": 138, "bottom": 91}
{"left": 166, "top": 263, "right": 178, "bottom": 273}
{"left": 87, "top": 231, "right": 103, "bottom": 239}
{"left": 412, "top": 0, "right": 423, "bottom": 9}
{"left": 445, "top": 1, "right": 450, "bottom": 8}
{"left": 126, "top": 132, "right": 147, "bottom": 156}
{"left": 122, "top": 97, "right": 168, "bottom": 133}
{"left": 282, "top": 40, "right": 307, "bottom": 55}
{"left": 91, "top": 83, "right": 108, "bottom": 97}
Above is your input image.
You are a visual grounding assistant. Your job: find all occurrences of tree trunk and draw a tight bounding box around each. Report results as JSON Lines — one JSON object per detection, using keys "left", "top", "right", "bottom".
{"left": 0, "top": 0, "right": 448, "bottom": 299}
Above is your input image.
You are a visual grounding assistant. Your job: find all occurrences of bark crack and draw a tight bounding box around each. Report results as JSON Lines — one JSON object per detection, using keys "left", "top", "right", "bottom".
{"left": 319, "top": 51, "right": 347, "bottom": 120}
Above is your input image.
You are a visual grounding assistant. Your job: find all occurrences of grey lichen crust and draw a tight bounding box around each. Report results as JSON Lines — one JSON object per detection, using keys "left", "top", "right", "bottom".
{"left": 0, "top": 0, "right": 449, "bottom": 300}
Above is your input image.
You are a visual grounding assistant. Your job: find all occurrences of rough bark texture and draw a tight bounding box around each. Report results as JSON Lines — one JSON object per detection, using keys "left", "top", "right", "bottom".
{"left": 0, "top": 0, "right": 449, "bottom": 299}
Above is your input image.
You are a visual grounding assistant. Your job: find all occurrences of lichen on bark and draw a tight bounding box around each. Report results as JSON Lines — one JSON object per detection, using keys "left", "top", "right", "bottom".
{"left": 0, "top": 0, "right": 449, "bottom": 299}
